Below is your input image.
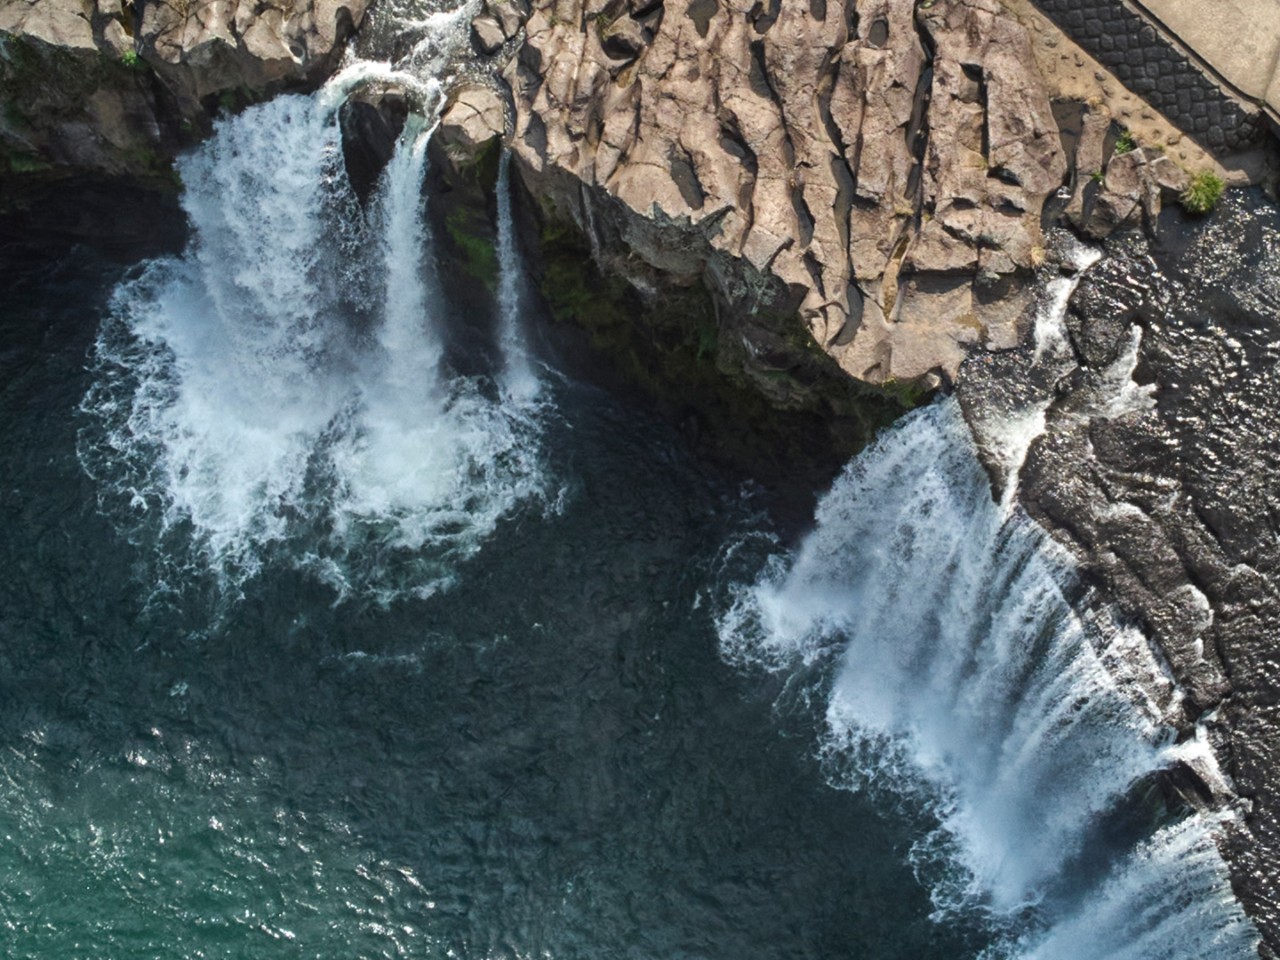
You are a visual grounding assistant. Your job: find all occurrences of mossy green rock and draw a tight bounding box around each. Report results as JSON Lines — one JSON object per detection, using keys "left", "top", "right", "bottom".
{"left": 522, "top": 175, "right": 922, "bottom": 486}
{"left": 0, "top": 33, "right": 179, "bottom": 182}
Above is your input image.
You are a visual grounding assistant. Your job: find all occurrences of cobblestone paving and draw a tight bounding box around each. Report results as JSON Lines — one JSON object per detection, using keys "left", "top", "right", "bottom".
{"left": 1034, "top": 0, "right": 1264, "bottom": 151}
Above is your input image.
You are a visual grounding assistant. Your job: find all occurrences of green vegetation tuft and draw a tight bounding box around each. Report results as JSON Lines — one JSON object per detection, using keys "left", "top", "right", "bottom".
{"left": 1114, "top": 130, "right": 1136, "bottom": 155}
{"left": 6, "top": 151, "right": 50, "bottom": 174}
{"left": 444, "top": 206, "right": 499, "bottom": 289}
{"left": 878, "top": 377, "right": 930, "bottom": 410}
{"left": 1180, "top": 170, "right": 1226, "bottom": 215}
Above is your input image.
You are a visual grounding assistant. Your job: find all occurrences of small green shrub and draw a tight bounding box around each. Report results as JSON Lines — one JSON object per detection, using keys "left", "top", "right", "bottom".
{"left": 5, "top": 150, "right": 49, "bottom": 173}
{"left": 1114, "top": 130, "right": 1136, "bottom": 155}
{"left": 879, "top": 377, "right": 931, "bottom": 410}
{"left": 1180, "top": 170, "right": 1226, "bottom": 215}
{"left": 120, "top": 49, "right": 143, "bottom": 68}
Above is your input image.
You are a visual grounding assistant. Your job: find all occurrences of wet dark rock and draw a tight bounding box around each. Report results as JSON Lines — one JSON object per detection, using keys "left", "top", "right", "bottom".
{"left": 959, "top": 194, "right": 1280, "bottom": 953}
{"left": 0, "top": 174, "right": 187, "bottom": 269}
{"left": 339, "top": 87, "right": 409, "bottom": 204}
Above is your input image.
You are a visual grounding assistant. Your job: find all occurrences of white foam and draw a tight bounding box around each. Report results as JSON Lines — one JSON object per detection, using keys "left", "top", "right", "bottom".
{"left": 392, "top": 0, "right": 482, "bottom": 78}
{"left": 1033, "top": 243, "right": 1102, "bottom": 364}
{"left": 81, "top": 83, "right": 549, "bottom": 596}
{"left": 318, "top": 60, "right": 442, "bottom": 116}
{"left": 1014, "top": 816, "right": 1256, "bottom": 960}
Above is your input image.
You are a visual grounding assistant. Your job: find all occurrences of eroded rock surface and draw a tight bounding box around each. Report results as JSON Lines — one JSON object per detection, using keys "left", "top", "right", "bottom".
{"left": 504, "top": 0, "right": 1074, "bottom": 387}
{"left": 437, "top": 83, "right": 506, "bottom": 165}
{"left": 137, "top": 0, "right": 367, "bottom": 112}
{"left": 1, "top": 0, "right": 171, "bottom": 178}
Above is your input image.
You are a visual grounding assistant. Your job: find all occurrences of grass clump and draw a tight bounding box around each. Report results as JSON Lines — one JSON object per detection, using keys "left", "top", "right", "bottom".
{"left": 5, "top": 150, "right": 49, "bottom": 174}
{"left": 120, "top": 49, "right": 143, "bottom": 69}
{"left": 1180, "top": 170, "right": 1226, "bottom": 215}
{"left": 1114, "top": 130, "right": 1136, "bottom": 155}
{"left": 444, "top": 206, "right": 498, "bottom": 289}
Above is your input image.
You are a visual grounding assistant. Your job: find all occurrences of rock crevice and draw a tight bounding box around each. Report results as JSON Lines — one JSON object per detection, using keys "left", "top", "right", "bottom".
{"left": 503, "top": 0, "right": 1072, "bottom": 389}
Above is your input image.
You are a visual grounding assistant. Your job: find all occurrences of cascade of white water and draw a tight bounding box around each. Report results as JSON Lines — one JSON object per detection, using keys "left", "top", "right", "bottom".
{"left": 718, "top": 398, "right": 1257, "bottom": 956}
{"left": 495, "top": 151, "right": 540, "bottom": 402}
{"left": 82, "top": 73, "right": 550, "bottom": 595}
{"left": 979, "top": 242, "right": 1104, "bottom": 512}
{"left": 1015, "top": 815, "right": 1257, "bottom": 960}
{"left": 92, "top": 94, "right": 354, "bottom": 565}
{"left": 1033, "top": 244, "right": 1103, "bottom": 364}
{"left": 376, "top": 113, "right": 442, "bottom": 399}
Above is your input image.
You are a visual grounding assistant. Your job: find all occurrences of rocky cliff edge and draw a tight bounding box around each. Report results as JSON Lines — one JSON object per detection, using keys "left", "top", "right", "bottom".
{"left": 498, "top": 0, "right": 1210, "bottom": 390}
{"left": 0, "top": 0, "right": 367, "bottom": 182}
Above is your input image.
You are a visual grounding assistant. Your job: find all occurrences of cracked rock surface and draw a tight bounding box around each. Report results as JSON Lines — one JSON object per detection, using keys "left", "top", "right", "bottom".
{"left": 504, "top": 0, "right": 1069, "bottom": 387}
{"left": 137, "top": 0, "right": 368, "bottom": 112}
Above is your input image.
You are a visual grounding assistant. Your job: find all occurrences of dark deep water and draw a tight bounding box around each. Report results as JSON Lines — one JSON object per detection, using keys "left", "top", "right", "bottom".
{"left": 0, "top": 90, "right": 1262, "bottom": 958}
{"left": 0, "top": 253, "right": 985, "bottom": 959}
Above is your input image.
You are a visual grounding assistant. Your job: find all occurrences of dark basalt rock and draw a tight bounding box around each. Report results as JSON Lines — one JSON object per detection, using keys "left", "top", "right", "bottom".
{"left": 339, "top": 89, "right": 410, "bottom": 205}
{"left": 960, "top": 193, "right": 1280, "bottom": 955}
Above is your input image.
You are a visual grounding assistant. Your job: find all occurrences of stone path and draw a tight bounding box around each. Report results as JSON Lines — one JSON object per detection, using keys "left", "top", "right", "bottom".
{"left": 1031, "top": 0, "right": 1271, "bottom": 152}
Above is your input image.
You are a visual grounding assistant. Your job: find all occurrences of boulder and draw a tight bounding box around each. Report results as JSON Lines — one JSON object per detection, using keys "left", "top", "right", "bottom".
{"left": 484, "top": 0, "right": 527, "bottom": 40}
{"left": 136, "top": 0, "right": 370, "bottom": 113}
{"left": 600, "top": 15, "right": 646, "bottom": 61}
{"left": 0, "top": 0, "right": 99, "bottom": 52}
{"left": 1076, "top": 145, "right": 1192, "bottom": 238}
{"left": 339, "top": 85, "right": 410, "bottom": 203}
{"left": 436, "top": 85, "right": 505, "bottom": 165}
{"left": 1083, "top": 149, "right": 1146, "bottom": 237}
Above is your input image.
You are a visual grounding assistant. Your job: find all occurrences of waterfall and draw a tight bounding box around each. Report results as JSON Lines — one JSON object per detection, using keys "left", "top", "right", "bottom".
{"left": 495, "top": 151, "right": 540, "bottom": 402}
{"left": 375, "top": 112, "right": 441, "bottom": 398}
{"left": 1033, "top": 244, "right": 1102, "bottom": 364}
{"left": 81, "top": 80, "right": 550, "bottom": 597}
{"left": 976, "top": 241, "right": 1104, "bottom": 512}
{"left": 718, "top": 398, "right": 1257, "bottom": 957}
{"left": 1015, "top": 816, "right": 1257, "bottom": 960}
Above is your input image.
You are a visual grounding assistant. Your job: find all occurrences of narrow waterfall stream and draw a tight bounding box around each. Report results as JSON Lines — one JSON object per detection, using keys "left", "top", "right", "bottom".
{"left": 0, "top": 26, "right": 1264, "bottom": 960}
{"left": 495, "top": 151, "right": 540, "bottom": 402}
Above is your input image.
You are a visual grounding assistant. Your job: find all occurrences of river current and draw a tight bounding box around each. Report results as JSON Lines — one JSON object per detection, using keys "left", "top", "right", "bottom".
{"left": 0, "top": 69, "right": 1261, "bottom": 959}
